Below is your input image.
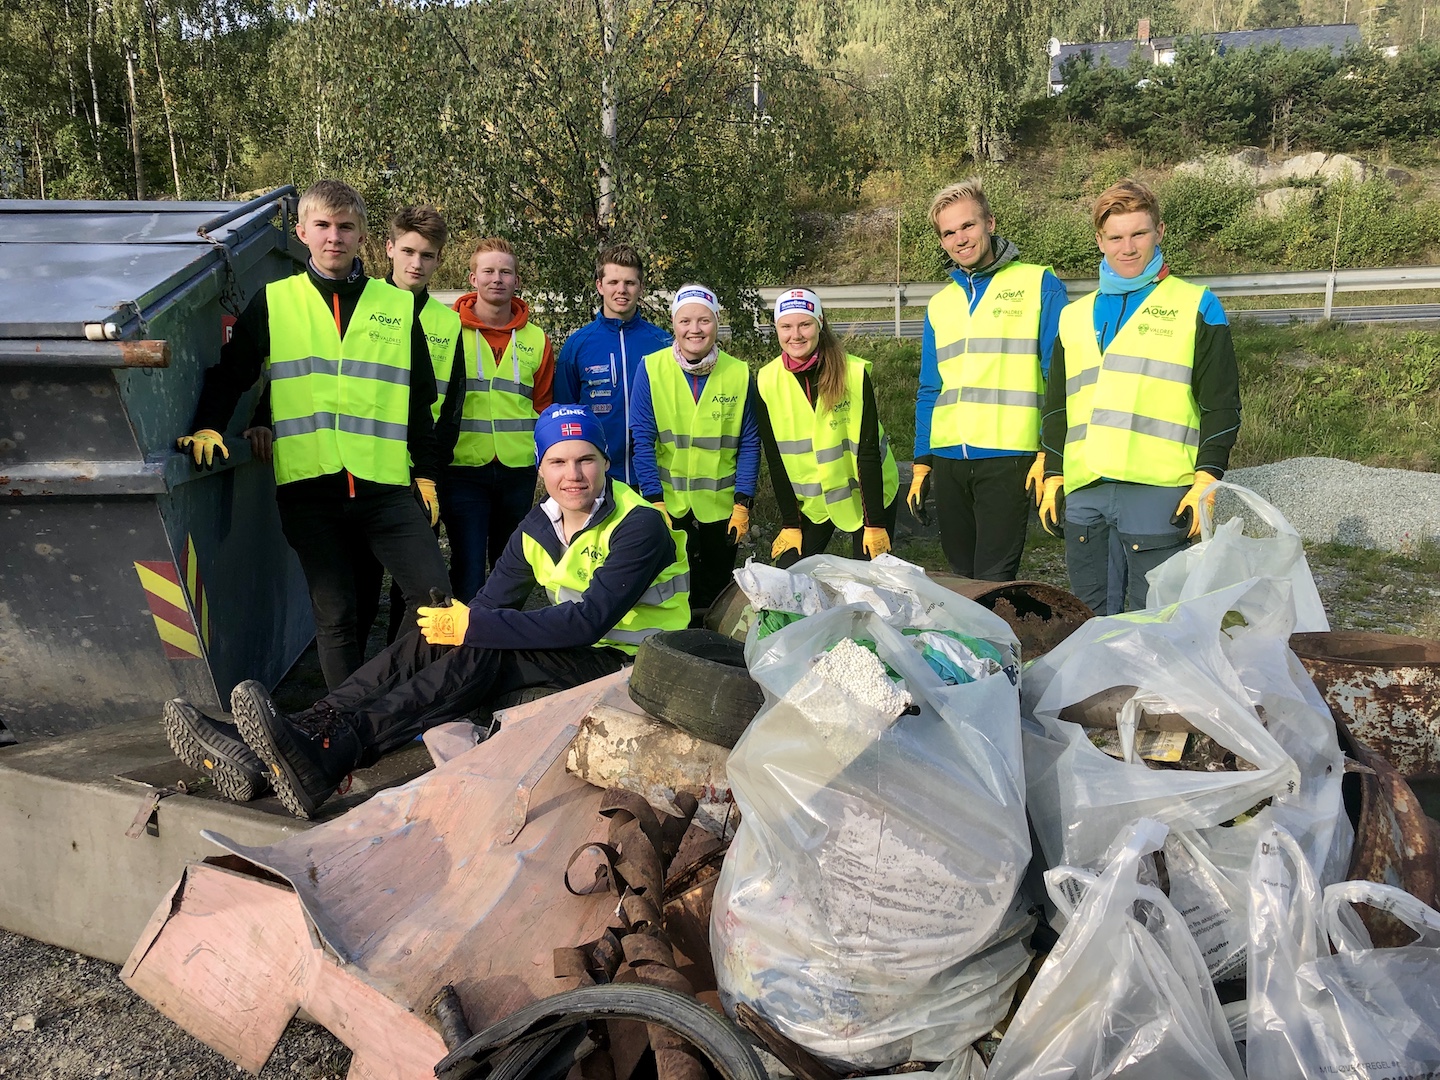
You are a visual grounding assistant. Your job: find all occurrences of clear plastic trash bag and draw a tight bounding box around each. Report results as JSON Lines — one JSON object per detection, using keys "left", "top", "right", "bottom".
{"left": 1146, "top": 480, "right": 1329, "bottom": 632}
{"left": 1247, "top": 824, "right": 1440, "bottom": 1080}
{"left": 713, "top": 591, "right": 1030, "bottom": 1070}
{"left": 986, "top": 818, "right": 1245, "bottom": 1080}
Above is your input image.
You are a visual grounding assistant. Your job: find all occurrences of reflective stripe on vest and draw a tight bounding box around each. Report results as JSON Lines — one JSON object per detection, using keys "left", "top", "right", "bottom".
{"left": 756, "top": 353, "right": 899, "bottom": 532}
{"left": 455, "top": 321, "right": 547, "bottom": 467}
{"left": 1059, "top": 275, "right": 1205, "bottom": 493}
{"left": 927, "top": 262, "right": 1048, "bottom": 452}
{"left": 520, "top": 480, "right": 690, "bottom": 655}
{"left": 266, "top": 275, "right": 414, "bottom": 486}
{"left": 421, "top": 297, "right": 463, "bottom": 421}
{"left": 645, "top": 348, "right": 749, "bottom": 523}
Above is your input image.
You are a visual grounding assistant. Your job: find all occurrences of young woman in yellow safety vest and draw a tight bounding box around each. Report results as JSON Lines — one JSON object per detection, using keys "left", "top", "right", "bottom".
{"left": 630, "top": 284, "right": 761, "bottom": 622}
{"left": 757, "top": 288, "right": 900, "bottom": 568}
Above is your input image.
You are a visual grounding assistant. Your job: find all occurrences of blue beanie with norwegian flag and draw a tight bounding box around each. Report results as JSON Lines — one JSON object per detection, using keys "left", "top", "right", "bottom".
{"left": 534, "top": 404, "right": 609, "bottom": 461}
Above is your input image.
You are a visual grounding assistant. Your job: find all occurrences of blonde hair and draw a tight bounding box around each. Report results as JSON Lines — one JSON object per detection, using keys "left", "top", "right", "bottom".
{"left": 297, "top": 180, "right": 366, "bottom": 228}
{"left": 469, "top": 236, "right": 517, "bottom": 271}
{"left": 1092, "top": 180, "right": 1161, "bottom": 232}
{"left": 929, "top": 177, "right": 992, "bottom": 231}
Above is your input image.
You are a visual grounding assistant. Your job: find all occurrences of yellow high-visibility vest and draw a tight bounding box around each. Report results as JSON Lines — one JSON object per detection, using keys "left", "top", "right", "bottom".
{"left": 1059, "top": 275, "right": 1205, "bottom": 493}
{"left": 644, "top": 348, "right": 749, "bottom": 523}
{"left": 420, "top": 296, "right": 462, "bottom": 421}
{"left": 455, "top": 321, "right": 547, "bottom": 467}
{"left": 266, "top": 274, "right": 414, "bottom": 487}
{"left": 756, "top": 353, "right": 899, "bottom": 532}
{"left": 927, "top": 261, "right": 1048, "bottom": 452}
{"left": 520, "top": 480, "right": 690, "bottom": 654}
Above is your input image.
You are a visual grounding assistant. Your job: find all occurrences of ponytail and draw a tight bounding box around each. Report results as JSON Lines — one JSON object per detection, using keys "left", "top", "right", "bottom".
{"left": 815, "top": 322, "right": 849, "bottom": 412}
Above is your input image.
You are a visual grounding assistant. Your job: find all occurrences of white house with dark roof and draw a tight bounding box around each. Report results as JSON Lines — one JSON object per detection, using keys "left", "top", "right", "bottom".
{"left": 1048, "top": 21, "right": 1363, "bottom": 93}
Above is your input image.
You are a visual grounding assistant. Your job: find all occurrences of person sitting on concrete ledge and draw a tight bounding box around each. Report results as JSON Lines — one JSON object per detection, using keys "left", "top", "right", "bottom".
{"left": 162, "top": 404, "right": 690, "bottom": 819}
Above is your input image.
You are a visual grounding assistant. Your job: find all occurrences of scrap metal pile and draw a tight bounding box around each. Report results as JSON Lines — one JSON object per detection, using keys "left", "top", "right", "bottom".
{"left": 122, "top": 483, "right": 1440, "bottom": 1080}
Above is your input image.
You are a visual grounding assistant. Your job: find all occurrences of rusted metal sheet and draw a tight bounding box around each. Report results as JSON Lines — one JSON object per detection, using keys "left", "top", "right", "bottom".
{"left": 1292, "top": 630, "right": 1440, "bottom": 780}
{"left": 932, "top": 575, "right": 1094, "bottom": 659}
{"left": 1341, "top": 735, "right": 1440, "bottom": 948}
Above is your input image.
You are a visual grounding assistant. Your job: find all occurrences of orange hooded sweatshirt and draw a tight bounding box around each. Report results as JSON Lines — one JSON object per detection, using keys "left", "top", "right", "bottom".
{"left": 452, "top": 294, "right": 555, "bottom": 413}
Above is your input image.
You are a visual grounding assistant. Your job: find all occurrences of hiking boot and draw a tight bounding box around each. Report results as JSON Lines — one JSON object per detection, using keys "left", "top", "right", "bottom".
{"left": 230, "top": 681, "right": 363, "bottom": 820}
{"left": 161, "top": 699, "right": 268, "bottom": 802}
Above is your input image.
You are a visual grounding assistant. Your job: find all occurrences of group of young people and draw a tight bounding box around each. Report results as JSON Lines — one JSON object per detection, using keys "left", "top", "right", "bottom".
{"left": 161, "top": 173, "right": 1238, "bottom": 819}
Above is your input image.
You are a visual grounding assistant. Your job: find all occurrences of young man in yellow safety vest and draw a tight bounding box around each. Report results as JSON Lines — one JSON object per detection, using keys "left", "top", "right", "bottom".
{"left": 1037, "top": 179, "right": 1241, "bottom": 614}
{"left": 205, "top": 404, "right": 687, "bottom": 819}
{"left": 908, "top": 178, "right": 1070, "bottom": 582}
{"left": 173, "top": 180, "right": 450, "bottom": 690}
{"left": 447, "top": 238, "right": 556, "bottom": 600}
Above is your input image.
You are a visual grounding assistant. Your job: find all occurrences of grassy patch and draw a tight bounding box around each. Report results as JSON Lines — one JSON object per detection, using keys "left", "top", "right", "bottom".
{"left": 1306, "top": 539, "right": 1440, "bottom": 637}
{"left": 1230, "top": 323, "right": 1440, "bottom": 471}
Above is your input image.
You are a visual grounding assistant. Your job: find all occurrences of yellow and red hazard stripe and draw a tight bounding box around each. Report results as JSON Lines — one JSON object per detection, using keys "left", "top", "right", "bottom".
{"left": 134, "top": 535, "right": 211, "bottom": 660}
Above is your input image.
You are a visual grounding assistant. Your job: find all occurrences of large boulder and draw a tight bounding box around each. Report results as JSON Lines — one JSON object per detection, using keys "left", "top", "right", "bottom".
{"left": 1319, "top": 153, "right": 1367, "bottom": 183}
{"left": 1383, "top": 165, "right": 1414, "bottom": 186}
{"left": 1259, "top": 151, "right": 1327, "bottom": 184}
{"left": 1254, "top": 186, "right": 1317, "bottom": 217}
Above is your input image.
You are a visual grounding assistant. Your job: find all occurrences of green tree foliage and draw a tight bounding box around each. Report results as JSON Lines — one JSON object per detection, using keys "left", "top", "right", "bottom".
{"left": 270, "top": 0, "right": 861, "bottom": 333}
{"left": 1054, "top": 39, "right": 1440, "bottom": 158}
{"left": 0, "top": 0, "right": 280, "bottom": 200}
{"left": 876, "top": 0, "right": 1047, "bottom": 162}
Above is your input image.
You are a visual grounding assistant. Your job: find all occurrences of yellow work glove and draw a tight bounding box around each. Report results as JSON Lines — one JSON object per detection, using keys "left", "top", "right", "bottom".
{"left": 907, "top": 463, "right": 932, "bottom": 525}
{"left": 415, "top": 478, "right": 441, "bottom": 527}
{"left": 1039, "top": 475, "right": 1065, "bottom": 537}
{"left": 417, "top": 601, "right": 470, "bottom": 646}
{"left": 1172, "top": 469, "right": 1221, "bottom": 540}
{"left": 650, "top": 501, "right": 672, "bottom": 529}
{"left": 727, "top": 504, "right": 750, "bottom": 544}
{"left": 1025, "top": 452, "right": 1046, "bottom": 508}
{"left": 771, "top": 527, "right": 803, "bottom": 562}
{"left": 176, "top": 428, "right": 229, "bottom": 469}
{"left": 862, "top": 526, "right": 891, "bottom": 559}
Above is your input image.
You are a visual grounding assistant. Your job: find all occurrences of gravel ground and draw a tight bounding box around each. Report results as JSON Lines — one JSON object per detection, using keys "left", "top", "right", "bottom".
{"left": 0, "top": 930, "right": 352, "bottom": 1078}
{"left": 1227, "top": 457, "right": 1440, "bottom": 552}
{"left": 5, "top": 462, "right": 1439, "bottom": 1078}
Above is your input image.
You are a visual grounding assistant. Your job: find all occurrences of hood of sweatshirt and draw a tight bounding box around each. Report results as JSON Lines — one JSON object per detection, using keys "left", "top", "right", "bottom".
{"left": 454, "top": 293, "right": 532, "bottom": 332}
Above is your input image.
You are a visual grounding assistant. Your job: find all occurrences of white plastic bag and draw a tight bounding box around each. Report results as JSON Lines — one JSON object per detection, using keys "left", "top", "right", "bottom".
{"left": 1146, "top": 480, "right": 1329, "bottom": 632}
{"left": 1023, "top": 579, "right": 1300, "bottom": 873}
{"left": 987, "top": 819, "right": 1245, "bottom": 1080}
{"left": 713, "top": 592, "right": 1030, "bottom": 1070}
{"left": 1248, "top": 825, "right": 1440, "bottom": 1080}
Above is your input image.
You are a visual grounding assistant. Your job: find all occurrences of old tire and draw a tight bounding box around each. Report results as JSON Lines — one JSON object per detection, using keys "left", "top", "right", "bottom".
{"left": 628, "top": 629, "right": 764, "bottom": 748}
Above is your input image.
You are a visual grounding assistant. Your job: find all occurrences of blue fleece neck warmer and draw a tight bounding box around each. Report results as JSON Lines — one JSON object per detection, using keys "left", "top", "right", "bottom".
{"left": 1099, "top": 248, "right": 1164, "bottom": 294}
{"left": 534, "top": 404, "right": 609, "bottom": 461}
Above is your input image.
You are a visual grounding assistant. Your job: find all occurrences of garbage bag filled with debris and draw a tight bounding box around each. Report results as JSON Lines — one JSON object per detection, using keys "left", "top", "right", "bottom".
{"left": 986, "top": 818, "right": 1244, "bottom": 1080}
{"left": 1247, "top": 824, "right": 1440, "bottom": 1080}
{"left": 712, "top": 589, "right": 1031, "bottom": 1070}
{"left": 1022, "top": 577, "right": 1348, "bottom": 982}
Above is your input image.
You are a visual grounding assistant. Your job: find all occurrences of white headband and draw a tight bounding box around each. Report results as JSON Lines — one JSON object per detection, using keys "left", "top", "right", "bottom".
{"left": 773, "top": 288, "right": 823, "bottom": 324}
{"left": 671, "top": 284, "right": 719, "bottom": 318}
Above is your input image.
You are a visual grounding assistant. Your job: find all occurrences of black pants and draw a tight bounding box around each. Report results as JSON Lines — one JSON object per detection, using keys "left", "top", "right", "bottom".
{"left": 775, "top": 497, "right": 900, "bottom": 570}
{"left": 277, "top": 483, "right": 450, "bottom": 691}
{"left": 933, "top": 455, "right": 1034, "bottom": 582}
{"left": 322, "top": 630, "right": 627, "bottom": 763}
{"left": 672, "top": 512, "right": 737, "bottom": 622}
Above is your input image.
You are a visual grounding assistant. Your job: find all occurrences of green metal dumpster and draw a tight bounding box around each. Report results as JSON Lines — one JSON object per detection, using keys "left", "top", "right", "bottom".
{"left": 0, "top": 189, "right": 315, "bottom": 738}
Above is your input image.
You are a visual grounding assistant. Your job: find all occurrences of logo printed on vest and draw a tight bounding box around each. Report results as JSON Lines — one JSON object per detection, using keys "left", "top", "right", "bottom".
{"left": 993, "top": 288, "right": 1026, "bottom": 301}
{"left": 1140, "top": 305, "right": 1178, "bottom": 319}
{"left": 369, "top": 312, "right": 403, "bottom": 327}
{"left": 1136, "top": 323, "right": 1174, "bottom": 338}
{"left": 426, "top": 333, "right": 450, "bottom": 348}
